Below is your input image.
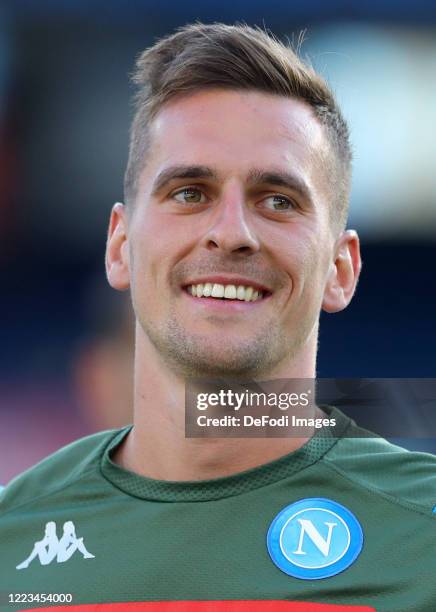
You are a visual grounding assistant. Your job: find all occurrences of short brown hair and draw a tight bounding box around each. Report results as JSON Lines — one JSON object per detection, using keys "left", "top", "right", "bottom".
{"left": 124, "top": 22, "right": 352, "bottom": 229}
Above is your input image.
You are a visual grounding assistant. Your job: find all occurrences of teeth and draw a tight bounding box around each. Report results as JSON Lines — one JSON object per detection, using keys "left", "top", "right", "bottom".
{"left": 244, "top": 286, "right": 253, "bottom": 302}
{"left": 203, "top": 282, "right": 212, "bottom": 297}
{"left": 236, "top": 285, "right": 246, "bottom": 300}
{"left": 224, "top": 285, "right": 237, "bottom": 299}
{"left": 187, "top": 283, "right": 264, "bottom": 302}
{"left": 211, "top": 284, "right": 224, "bottom": 298}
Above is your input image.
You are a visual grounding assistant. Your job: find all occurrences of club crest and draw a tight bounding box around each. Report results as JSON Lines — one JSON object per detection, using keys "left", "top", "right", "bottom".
{"left": 267, "top": 498, "right": 363, "bottom": 580}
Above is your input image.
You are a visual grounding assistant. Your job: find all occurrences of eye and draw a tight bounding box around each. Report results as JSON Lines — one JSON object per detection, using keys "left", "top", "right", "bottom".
{"left": 262, "top": 195, "right": 296, "bottom": 211}
{"left": 172, "top": 187, "right": 207, "bottom": 205}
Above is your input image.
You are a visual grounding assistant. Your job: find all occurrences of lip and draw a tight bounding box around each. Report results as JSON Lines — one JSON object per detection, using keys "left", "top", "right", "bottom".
{"left": 182, "top": 275, "right": 271, "bottom": 294}
{"left": 181, "top": 286, "right": 272, "bottom": 313}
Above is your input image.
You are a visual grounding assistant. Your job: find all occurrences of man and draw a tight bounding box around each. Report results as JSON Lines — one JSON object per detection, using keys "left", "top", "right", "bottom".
{"left": 1, "top": 22, "right": 435, "bottom": 612}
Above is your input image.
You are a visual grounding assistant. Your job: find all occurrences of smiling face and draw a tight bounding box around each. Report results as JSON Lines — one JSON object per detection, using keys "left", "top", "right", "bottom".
{"left": 107, "top": 89, "right": 360, "bottom": 380}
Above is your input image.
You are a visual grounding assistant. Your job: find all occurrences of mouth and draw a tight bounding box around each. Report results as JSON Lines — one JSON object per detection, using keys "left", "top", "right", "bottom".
{"left": 182, "top": 280, "right": 272, "bottom": 304}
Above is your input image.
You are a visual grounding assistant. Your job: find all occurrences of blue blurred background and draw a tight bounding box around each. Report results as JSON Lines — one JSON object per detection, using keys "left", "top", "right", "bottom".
{"left": 0, "top": 1, "right": 435, "bottom": 482}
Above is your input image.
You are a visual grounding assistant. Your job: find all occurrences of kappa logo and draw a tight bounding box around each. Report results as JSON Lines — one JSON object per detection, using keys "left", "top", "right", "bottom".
{"left": 267, "top": 498, "right": 363, "bottom": 580}
{"left": 16, "top": 520, "right": 95, "bottom": 570}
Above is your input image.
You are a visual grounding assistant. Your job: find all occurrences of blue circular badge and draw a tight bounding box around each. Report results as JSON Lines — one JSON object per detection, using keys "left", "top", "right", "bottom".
{"left": 267, "top": 498, "right": 363, "bottom": 580}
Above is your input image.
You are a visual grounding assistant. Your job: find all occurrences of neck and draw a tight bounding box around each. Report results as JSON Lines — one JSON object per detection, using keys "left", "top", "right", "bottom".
{"left": 113, "top": 323, "right": 320, "bottom": 481}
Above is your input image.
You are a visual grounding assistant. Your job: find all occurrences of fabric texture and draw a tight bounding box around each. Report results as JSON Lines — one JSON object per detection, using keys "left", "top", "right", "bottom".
{"left": 1, "top": 406, "right": 436, "bottom": 612}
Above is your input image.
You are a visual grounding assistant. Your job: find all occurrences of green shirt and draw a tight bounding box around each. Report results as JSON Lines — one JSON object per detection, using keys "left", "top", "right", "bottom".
{"left": 1, "top": 405, "right": 436, "bottom": 612}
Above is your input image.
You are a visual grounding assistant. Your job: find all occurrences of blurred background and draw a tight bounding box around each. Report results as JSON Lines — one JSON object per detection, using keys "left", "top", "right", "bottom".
{"left": 0, "top": 1, "right": 435, "bottom": 483}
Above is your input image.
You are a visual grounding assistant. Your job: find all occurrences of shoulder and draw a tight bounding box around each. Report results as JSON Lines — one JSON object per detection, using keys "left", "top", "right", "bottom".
{"left": 0, "top": 427, "right": 128, "bottom": 515}
{"left": 324, "top": 409, "right": 436, "bottom": 514}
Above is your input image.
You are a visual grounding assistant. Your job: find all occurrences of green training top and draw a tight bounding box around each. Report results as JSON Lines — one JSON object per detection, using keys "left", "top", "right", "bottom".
{"left": 1, "top": 405, "right": 436, "bottom": 612}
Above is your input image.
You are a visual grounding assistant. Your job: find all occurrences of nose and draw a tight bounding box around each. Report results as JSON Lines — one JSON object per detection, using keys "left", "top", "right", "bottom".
{"left": 201, "top": 186, "right": 260, "bottom": 255}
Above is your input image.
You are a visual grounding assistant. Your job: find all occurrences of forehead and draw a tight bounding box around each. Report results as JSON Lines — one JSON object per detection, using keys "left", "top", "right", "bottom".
{"left": 144, "top": 89, "right": 331, "bottom": 187}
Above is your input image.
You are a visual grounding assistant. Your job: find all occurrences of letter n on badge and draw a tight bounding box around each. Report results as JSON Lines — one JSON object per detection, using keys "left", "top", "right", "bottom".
{"left": 267, "top": 498, "right": 364, "bottom": 580}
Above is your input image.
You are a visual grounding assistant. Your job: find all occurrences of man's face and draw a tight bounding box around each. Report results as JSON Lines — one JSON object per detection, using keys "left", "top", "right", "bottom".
{"left": 122, "top": 89, "right": 343, "bottom": 379}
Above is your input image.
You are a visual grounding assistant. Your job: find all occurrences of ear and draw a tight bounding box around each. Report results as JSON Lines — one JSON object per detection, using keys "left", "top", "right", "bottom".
{"left": 105, "top": 202, "right": 130, "bottom": 291}
{"left": 322, "top": 229, "right": 362, "bottom": 313}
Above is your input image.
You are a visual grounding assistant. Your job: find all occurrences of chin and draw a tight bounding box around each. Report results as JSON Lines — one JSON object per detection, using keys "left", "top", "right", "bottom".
{"left": 173, "top": 343, "right": 278, "bottom": 381}
{"left": 143, "top": 316, "right": 287, "bottom": 379}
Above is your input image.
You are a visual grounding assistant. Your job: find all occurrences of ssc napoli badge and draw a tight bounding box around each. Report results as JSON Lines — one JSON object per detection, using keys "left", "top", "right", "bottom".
{"left": 267, "top": 498, "right": 363, "bottom": 580}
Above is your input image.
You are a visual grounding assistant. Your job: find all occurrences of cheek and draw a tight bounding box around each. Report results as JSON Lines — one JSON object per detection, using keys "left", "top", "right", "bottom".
{"left": 299, "top": 243, "right": 332, "bottom": 309}
{"left": 276, "top": 229, "right": 330, "bottom": 300}
{"left": 129, "top": 211, "right": 195, "bottom": 294}
{"left": 271, "top": 225, "right": 319, "bottom": 273}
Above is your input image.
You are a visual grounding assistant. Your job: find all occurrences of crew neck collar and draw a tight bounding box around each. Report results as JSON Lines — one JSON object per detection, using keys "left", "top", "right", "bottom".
{"left": 100, "top": 405, "right": 351, "bottom": 502}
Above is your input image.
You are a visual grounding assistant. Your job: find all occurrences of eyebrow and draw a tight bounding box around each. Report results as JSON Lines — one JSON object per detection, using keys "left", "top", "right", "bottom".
{"left": 150, "top": 164, "right": 312, "bottom": 204}
{"left": 150, "top": 165, "right": 218, "bottom": 196}
{"left": 246, "top": 168, "right": 311, "bottom": 203}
